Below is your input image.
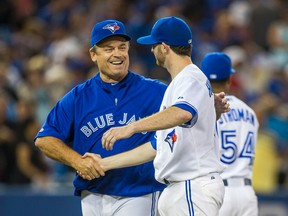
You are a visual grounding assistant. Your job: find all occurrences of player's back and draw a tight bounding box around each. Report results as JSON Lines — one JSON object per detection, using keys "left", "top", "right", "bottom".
{"left": 154, "top": 64, "right": 224, "bottom": 183}
{"left": 217, "top": 95, "right": 259, "bottom": 179}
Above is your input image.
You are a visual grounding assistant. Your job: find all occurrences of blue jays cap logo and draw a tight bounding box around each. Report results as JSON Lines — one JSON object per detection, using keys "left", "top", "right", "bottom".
{"left": 164, "top": 129, "right": 177, "bottom": 152}
{"left": 103, "top": 22, "right": 121, "bottom": 33}
{"left": 91, "top": 20, "right": 131, "bottom": 46}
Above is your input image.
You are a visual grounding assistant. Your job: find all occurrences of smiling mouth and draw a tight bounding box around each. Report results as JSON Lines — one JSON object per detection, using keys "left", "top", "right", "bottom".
{"left": 110, "top": 60, "right": 123, "bottom": 65}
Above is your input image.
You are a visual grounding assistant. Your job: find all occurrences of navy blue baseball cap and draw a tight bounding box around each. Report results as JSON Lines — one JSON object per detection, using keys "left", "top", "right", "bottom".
{"left": 200, "top": 52, "right": 235, "bottom": 80}
{"left": 137, "top": 16, "right": 192, "bottom": 46}
{"left": 90, "top": 20, "right": 131, "bottom": 46}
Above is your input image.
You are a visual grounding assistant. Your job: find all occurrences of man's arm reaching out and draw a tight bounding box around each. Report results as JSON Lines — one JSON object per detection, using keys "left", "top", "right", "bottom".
{"left": 102, "top": 106, "right": 192, "bottom": 150}
{"left": 102, "top": 92, "right": 229, "bottom": 151}
{"left": 101, "top": 142, "right": 156, "bottom": 170}
{"left": 78, "top": 142, "right": 156, "bottom": 179}
{"left": 35, "top": 136, "right": 105, "bottom": 180}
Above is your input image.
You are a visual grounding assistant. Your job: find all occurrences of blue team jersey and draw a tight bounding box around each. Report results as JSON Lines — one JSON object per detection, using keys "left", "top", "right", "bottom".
{"left": 35, "top": 71, "right": 167, "bottom": 196}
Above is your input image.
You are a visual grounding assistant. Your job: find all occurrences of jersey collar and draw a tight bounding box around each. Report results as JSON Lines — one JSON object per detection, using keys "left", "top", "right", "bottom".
{"left": 95, "top": 71, "right": 133, "bottom": 92}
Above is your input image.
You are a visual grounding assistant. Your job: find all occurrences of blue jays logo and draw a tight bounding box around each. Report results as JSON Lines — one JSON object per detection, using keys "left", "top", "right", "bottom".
{"left": 164, "top": 129, "right": 177, "bottom": 152}
{"left": 103, "top": 23, "right": 120, "bottom": 33}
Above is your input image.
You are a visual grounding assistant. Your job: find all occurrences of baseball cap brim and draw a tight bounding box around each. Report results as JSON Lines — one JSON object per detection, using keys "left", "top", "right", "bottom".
{"left": 137, "top": 35, "right": 158, "bottom": 45}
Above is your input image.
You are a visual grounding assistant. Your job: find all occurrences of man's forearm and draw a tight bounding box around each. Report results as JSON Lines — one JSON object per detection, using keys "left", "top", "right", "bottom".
{"left": 35, "top": 136, "right": 82, "bottom": 169}
{"left": 130, "top": 106, "right": 192, "bottom": 134}
{"left": 102, "top": 106, "right": 193, "bottom": 151}
{"left": 101, "top": 142, "right": 156, "bottom": 171}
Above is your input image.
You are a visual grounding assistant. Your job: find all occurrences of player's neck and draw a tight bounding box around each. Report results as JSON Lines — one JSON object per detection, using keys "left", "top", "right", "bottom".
{"left": 211, "top": 83, "right": 229, "bottom": 94}
{"left": 167, "top": 55, "right": 192, "bottom": 80}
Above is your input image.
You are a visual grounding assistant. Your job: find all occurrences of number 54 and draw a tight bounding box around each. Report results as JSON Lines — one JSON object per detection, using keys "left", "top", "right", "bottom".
{"left": 220, "top": 130, "right": 255, "bottom": 165}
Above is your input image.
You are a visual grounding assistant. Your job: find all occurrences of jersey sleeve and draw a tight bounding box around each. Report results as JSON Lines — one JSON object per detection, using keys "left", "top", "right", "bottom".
{"left": 171, "top": 76, "right": 210, "bottom": 127}
{"left": 173, "top": 103, "right": 198, "bottom": 128}
{"left": 35, "top": 89, "right": 75, "bottom": 142}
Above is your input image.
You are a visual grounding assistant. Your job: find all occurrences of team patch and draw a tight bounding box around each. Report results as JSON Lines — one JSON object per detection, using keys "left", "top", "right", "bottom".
{"left": 103, "top": 23, "right": 120, "bottom": 33}
{"left": 164, "top": 129, "right": 177, "bottom": 152}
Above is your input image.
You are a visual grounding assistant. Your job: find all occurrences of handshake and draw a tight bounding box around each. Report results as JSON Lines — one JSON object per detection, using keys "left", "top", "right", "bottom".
{"left": 76, "top": 153, "right": 107, "bottom": 180}
{"left": 75, "top": 141, "right": 156, "bottom": 181}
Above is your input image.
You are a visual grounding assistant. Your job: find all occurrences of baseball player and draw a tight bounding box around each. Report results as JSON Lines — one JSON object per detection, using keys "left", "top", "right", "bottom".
{"left": 34, "top": 19, "right": 167, "bottom": 216}
{"left": 99, "top": 17, "right": 226, "bottom": 216}
{"left": 200, "top": 52, "right": 259, "bottom": 216}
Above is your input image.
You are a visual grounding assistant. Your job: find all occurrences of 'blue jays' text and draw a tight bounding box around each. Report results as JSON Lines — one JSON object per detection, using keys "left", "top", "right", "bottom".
{"left": 80, "top": 113, "right": 139, "bottom": 137}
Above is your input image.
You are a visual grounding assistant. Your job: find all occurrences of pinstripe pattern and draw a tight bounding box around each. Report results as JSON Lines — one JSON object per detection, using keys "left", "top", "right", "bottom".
{"left": 185, "top": 180, "right": 194, "bottom": 216}
{"left": 151, "top": 191, "right": 161, "bottom": 216}
{"left": 151, "top": 192, "right": 156, "bottom": 216}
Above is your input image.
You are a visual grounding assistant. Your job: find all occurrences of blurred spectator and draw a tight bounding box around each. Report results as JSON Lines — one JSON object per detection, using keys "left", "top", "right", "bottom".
{"left": 0, "top": 90, "right": 51, "bottom": 189}
{"left": 253, "top": 129, "right": 280, "bottom": 193}
{"left": 0, "top": 59, "right": 19, "bottom": 122}
{"left": 12, "top": 17, "right": 46, "bottom": 61}
{"left": 0, "top": 91, "right": 17, "bottom": 184}
{"left": 0, "top": 0, "right": 13, "bottom": 27}
{"left": 16, "top": 54, "right": 52, "bottom": 124}
{"left": 267, "top": 65, "right": 288, "bottom": 103}
{"left": 223, "top": 45, "right": 247, "bottom": 100}
{"left": 46, "top": 24, "right": 81, "bottom": 64}
{"left": 266, "top": 66, "right": 288, "bottom": 188}
{"left": 266, "top": 5, "right": 288, "bottom": 69}
{"left": 44, "top": 63, "right": 71, "bottom": 104}
{"left": 250, "top": 0, "right": 280, "bottom": 50}
{"left": 66, "top": 57, "right": 92, "bottom": 87}
{"left": 13, "top": 99, "right": 51, "bottom": 189}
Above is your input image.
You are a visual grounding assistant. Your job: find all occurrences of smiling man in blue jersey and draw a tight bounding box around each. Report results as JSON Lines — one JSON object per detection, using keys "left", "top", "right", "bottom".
{"left": 34, "top": 20, "right": 167, "bottom": 216}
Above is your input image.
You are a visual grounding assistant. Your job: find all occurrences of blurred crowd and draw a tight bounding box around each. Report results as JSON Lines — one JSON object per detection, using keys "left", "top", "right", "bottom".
{"left": 0, "top": 0, "right": 287, "bottom": 193}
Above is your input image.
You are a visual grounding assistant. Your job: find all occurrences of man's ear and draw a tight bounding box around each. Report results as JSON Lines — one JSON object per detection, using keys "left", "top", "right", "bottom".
{"left": 89, "top": 48, "right": 97, "bottom": 63}
{"left": 161, "top": 42, "right": 170, "bottom": 54}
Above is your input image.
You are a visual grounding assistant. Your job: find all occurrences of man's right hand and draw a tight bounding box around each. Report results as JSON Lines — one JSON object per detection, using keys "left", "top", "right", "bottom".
{"left": 76, "top": 153, "right": 105, "bottom": 180}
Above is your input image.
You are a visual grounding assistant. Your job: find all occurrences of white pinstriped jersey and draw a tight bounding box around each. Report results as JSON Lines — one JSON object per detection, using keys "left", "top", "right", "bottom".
{"left": 217, "top": 95, "right": 259, "bottom": 179}
{"left": 153, "top": 64, "right": 225, "bottom": 183}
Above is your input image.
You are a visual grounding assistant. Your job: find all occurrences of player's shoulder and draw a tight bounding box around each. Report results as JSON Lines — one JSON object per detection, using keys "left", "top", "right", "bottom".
{"left": 181, "top": 64, "right": 206, "bottom": 80}
{"left": 180, "top": 63, "right": 201, "bottom": 76}
{"left": 228, "top": 95, "right": 247, "bottom": 106}
{"left": 174, "top": 64, "right": 208, "bottom": 87}
{"left": 228, "top": 95, "right": 256, "bottom": 114}
{"left": 73, "top": 76, "right": 95, "bottom": 91}
{"left": 65, "top": 75, "right": 98, "bottom": 99}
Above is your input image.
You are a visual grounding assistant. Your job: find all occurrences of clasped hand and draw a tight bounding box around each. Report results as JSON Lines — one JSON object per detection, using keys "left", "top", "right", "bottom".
{"left": 76, "top": 153, "right": 106, "bottom": 180}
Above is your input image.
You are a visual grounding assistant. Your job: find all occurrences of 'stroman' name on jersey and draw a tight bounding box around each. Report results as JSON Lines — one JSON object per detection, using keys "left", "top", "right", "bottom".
{"left": 80, "top": 113, "right": 140, "bottom": 137}
{"left": 218, "top": 108, "right": 255, "bottom": 126}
